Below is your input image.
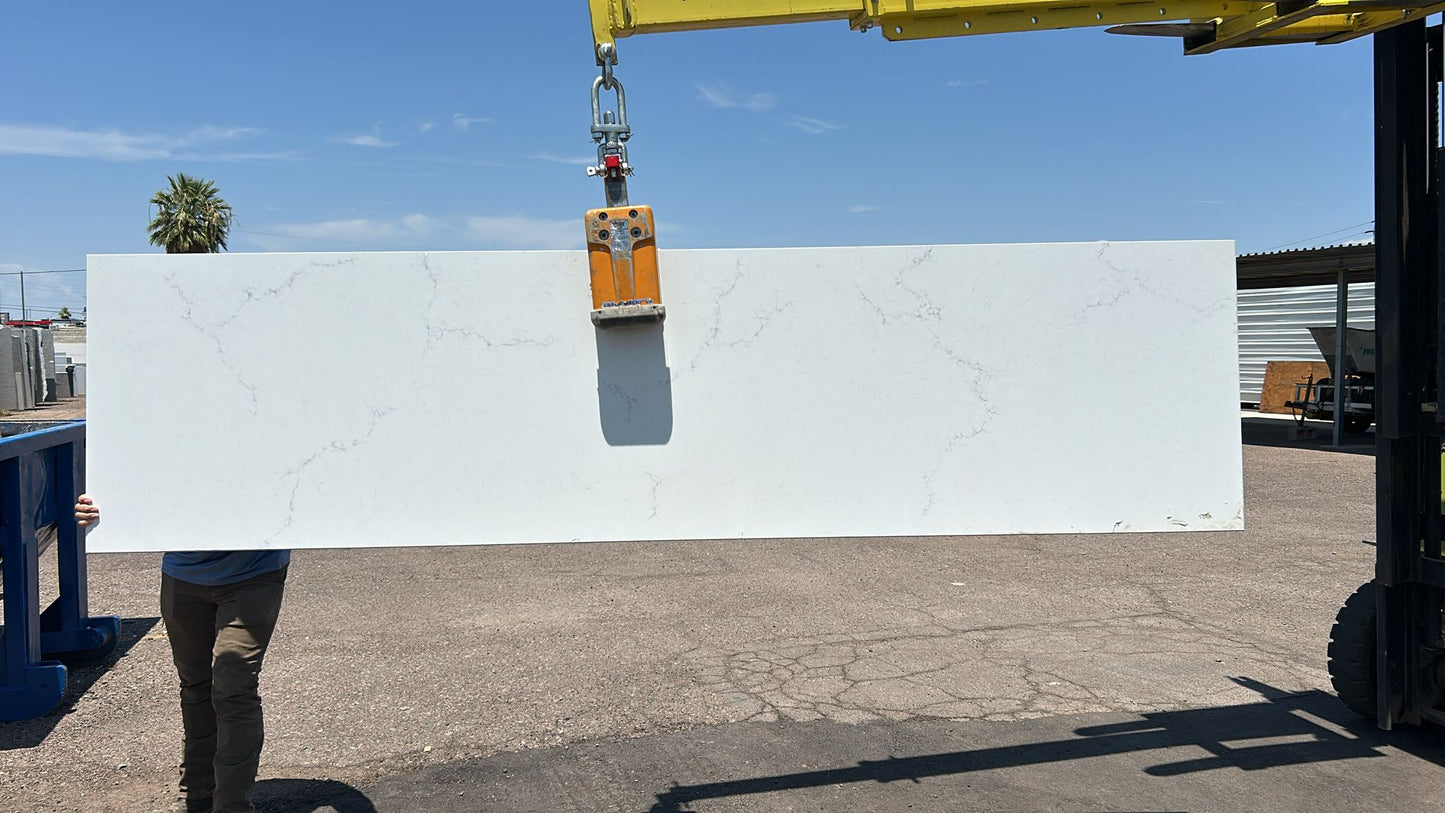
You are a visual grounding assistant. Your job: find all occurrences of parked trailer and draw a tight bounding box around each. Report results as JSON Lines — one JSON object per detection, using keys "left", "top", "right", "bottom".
{"left": 1286, "top": 327, "right": 1376, "bottom": 434}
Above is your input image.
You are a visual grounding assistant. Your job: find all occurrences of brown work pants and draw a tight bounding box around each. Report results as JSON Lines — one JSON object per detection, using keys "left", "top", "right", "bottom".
{"left": 160, "top": 567, "right": 287, "bottom": 813}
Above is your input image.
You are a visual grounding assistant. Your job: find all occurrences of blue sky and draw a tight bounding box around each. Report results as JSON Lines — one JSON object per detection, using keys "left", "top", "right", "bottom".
{"left": 0, "top": 2, "right": 1377, "bottom": 320}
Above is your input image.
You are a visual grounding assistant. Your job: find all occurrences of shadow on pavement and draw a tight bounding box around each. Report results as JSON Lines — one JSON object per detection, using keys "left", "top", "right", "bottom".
{"left": 0, "top": 615, "right": 159, "bottom": 751}
{"left": 647, "top": 679, "right": 1442, "bottom": 813}
{"left": 1241, "top": 417, "right": 1375, "bottom": 457}
{"left": 254, "top": 778, "right": 377, "bottom": 813}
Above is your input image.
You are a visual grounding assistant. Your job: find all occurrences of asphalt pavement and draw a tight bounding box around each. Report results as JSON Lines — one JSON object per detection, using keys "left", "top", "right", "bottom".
{"left": 3, "top": 418, "right": 1435, "bottom": 813}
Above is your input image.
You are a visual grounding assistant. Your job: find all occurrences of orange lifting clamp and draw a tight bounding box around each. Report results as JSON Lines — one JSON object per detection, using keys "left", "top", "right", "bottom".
{"left": 585, "top": 44, "right": 665, "bottom": 328}
{"left": 586, "top": 203, "right": 662, "bottom": 327}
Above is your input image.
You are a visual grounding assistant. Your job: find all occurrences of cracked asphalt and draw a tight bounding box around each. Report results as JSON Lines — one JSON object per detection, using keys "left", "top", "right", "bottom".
{"left": 4, "top": 418, "right": 1442, "bottom": 812}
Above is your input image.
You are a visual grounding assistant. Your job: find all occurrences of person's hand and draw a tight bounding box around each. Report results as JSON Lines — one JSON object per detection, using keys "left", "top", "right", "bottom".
{"left": 75, "top": 494, "right": 100, "bottom": 528}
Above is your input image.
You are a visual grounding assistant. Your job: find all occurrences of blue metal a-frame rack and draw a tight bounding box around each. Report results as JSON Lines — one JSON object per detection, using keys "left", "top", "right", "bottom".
{"left": 0, "top": 422, "right": 119, "bottom": 722}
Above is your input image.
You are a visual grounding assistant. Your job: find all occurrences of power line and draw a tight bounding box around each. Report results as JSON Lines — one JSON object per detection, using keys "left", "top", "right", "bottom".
{"left": 1261, "top": 221, "right": 1375, "bottom": 252}
{"left": 0, "top": 271, "right": 84, "bottom": 278}
{"left": 0, "top": 268, "right": 85, "bottom": 276}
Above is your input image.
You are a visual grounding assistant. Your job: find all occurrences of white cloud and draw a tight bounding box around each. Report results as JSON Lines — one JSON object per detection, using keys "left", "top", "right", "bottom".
{"left": 696, "top": 83, "right": 776, "bottom": 112}
{"left": 246, "top": 218, "right": 406, "bottom": 249}
{"left": 0, "top": 123, "right": 264, "bottom": 161}
{"left": 247, "top": 216, "right": 439, "bottom": 249}
{"left": 791, "top": 117, "right": 845, "bottom": 134}
{"left": 453, "top": 114, "right": 491, "bottom": 132}
{"left": 847, "top": 205, "right": 879, "bottom": 214}
{"left": 215, "top": 150, "right": 303, "bottom": 162}
{"left": 532, "top": 152, "right": 596, "bottom": 166}
{"left": 945, "top": 78, "right": 989, "bottom": 88}
{"left": 465, "top": 216, "right": 580, "bottom": 249}
{"left": 244, "top": 213, "right": 582, "bottom": 252}
{"left": 418, "top": 121, "right": 436, "bottom": 134}
{"left": 333, "top": 132, "right": 399, "bottom": 148}
{"left": 0, "top": 126, "right": 171, "bottom": 160}
{"left": 399, "top": 213, "right": 440, "bottom": 232}
{"left": 185, "top": 126, "right": 263, "bottom": 141}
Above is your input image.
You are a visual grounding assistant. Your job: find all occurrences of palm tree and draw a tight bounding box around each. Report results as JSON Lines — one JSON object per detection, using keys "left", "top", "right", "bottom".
{"left": 147, "top": 173, "right": 234, "bottom": 254}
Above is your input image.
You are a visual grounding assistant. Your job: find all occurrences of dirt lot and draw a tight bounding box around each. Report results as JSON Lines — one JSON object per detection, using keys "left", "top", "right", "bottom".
{"left": 0, "top": 396, "right": 87, "bottom": 424}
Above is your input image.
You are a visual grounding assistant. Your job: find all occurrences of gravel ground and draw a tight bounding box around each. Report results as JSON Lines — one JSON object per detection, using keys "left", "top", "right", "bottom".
{"left": 0, "top": 396, "right": 86, "bottom": 424}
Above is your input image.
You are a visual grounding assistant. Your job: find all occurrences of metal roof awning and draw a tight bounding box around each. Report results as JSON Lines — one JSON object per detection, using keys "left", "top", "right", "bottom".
{"left": 1236, "top": 242, "right": 1375, "bottom": 289}
{"left": 1234, "top": 241, "right": 1374, "bottom": 448}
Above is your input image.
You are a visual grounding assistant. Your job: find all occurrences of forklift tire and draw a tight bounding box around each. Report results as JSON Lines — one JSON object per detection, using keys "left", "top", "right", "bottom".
{"left": 1328, "top": 581, "right": 1377, "bottom": 719}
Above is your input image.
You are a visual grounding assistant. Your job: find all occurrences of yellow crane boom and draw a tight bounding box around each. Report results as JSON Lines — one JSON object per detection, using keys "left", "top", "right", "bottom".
{"left": 579, "top": 0, "right": 1441, "bottom": 326}
{"left": 588, "top": 0, "right": 1443, "bottom": 58}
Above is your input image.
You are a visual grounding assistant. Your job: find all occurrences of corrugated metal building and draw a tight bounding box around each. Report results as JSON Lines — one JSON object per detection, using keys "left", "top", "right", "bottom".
{"left": 1235, "top": 243, "right": 1375, "bottom": 405}
{"left": 1238, "top": 283, "right": 1375, "bottom": 404}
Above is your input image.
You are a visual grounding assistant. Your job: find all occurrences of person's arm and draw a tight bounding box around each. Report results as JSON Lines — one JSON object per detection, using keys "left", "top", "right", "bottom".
{"left": 74, "top": 494, "right": 99, "bottom": 527}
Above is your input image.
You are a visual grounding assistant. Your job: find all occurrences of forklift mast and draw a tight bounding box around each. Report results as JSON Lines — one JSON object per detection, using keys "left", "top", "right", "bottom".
{"left": 1375, "top": 21, "right": 1445, "bottom": 729}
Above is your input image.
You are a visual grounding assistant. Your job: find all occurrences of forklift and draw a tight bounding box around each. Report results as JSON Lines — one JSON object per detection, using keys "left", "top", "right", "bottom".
{"left": 1329, "top": 21, "right": 1445, "bottom": 728}
{"left": 583, "top": 1, "right": 1445, "bottom": 727}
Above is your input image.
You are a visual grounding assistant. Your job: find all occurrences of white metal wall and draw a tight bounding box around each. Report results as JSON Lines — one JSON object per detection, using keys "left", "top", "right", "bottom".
{"left": 1238, "top": 282, "right": 1375, "bottom": 404}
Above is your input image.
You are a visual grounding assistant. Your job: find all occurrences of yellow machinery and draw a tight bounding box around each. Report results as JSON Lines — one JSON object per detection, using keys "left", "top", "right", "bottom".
{"left": 586, "top": 0, "right": 1442, "bottom": 57}
{"left": 580, "top": 0, "right": 1441, "bottom": 327}
{"left": 579, "top": 0, "right": 1445, "bottom": 730}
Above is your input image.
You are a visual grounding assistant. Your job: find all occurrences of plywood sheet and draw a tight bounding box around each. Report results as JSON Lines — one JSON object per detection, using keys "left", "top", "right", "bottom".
{"left": 1260, "top": 361, "right": 1331, "bottom": 414}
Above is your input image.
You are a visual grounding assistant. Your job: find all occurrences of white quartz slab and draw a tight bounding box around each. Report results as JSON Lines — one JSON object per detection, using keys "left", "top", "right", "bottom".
{"left": 85, "top": 243, "right": 1243, "bottom": 552}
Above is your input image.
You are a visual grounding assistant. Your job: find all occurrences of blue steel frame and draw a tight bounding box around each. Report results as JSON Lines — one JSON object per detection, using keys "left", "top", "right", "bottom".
{"left": 0, "top": 422, "right": 119, "bottom": 722}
